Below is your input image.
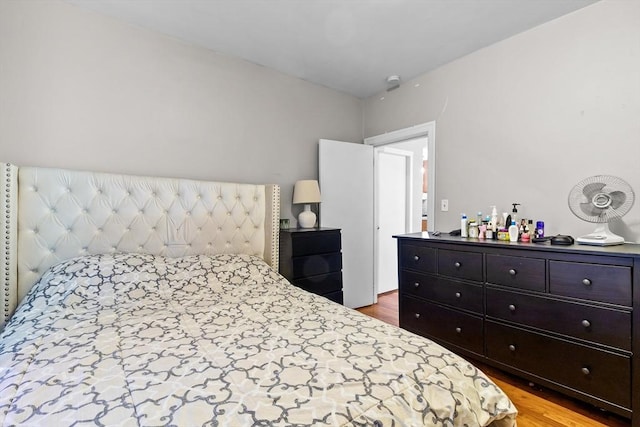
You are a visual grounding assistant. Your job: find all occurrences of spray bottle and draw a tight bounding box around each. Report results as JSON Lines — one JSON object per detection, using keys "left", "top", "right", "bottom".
{"left": 490, "top": 206, "right": 498, "bottom": 232}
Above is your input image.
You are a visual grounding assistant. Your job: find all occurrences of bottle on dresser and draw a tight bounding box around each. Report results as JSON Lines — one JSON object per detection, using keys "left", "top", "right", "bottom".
{"left": 510, "top": 203, "right": 520, "bottom": 225}
{"left": 490, "top": 206, "right": 498, "bottom": 240}
{"left": 461, "top": 213, "right": 468, "bottom": 237}
{"left": 508, "top": 221, "right": 519, "bottom": 242}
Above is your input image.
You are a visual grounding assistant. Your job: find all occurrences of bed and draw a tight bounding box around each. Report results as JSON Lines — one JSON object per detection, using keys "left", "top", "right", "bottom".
{"left": 0, "top": 163, "right": 517, "bottom": 426}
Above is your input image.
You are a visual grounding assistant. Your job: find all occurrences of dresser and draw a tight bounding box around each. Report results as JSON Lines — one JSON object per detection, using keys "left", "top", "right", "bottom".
{"left": 395, "top": 233, "right": 640, "bottom": 424}
{"left": 279, "top": 228, "right": 343, "bottom": 304}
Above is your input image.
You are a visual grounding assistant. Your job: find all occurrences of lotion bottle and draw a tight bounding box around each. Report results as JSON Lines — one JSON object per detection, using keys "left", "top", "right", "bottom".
{"left": 461, "top": 214, "right": 468, "bottom": 237}
{"left": 508, "top": 220, "right": 519, "bottom": 242}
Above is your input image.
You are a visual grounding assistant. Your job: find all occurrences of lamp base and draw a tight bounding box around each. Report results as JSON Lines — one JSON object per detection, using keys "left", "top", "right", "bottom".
{"left": 298, "top": 204, "right": 316, "bottom": 228}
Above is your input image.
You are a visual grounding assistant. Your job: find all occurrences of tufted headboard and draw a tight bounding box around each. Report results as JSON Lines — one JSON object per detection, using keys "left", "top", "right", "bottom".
{"left": 1, "top": 163, "right": 280, "bottom": 329}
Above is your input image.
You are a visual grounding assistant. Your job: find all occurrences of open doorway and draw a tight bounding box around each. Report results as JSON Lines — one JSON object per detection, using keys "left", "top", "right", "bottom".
{"left": 375, "top": 145, "right": 414, "bottom": 294}
{"left": 365, "top": 122, "right": 435, "bottom": 297}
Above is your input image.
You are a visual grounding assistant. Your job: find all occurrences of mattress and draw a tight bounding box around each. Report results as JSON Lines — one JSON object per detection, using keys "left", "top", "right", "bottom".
{"left": 0, "top": 253, "right": 517, "bottom": 426}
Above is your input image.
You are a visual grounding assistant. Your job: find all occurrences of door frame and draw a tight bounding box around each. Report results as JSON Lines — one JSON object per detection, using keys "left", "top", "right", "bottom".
{"left": 364, "top": 121, "right": 436, "bottom": 232}
{"left": 364, "top": 121, "right": 436, "bottom": 300}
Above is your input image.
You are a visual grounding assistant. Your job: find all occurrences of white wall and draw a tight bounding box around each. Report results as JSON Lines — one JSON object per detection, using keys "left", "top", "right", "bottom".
{"left": 363, "top": 0, "right": 640, "bottom": 242}
{"left": 0, "top": 0, "right": 363, "bottom": 223}
{"left": 3, "top": 0, "right": 638, "bottom": 240}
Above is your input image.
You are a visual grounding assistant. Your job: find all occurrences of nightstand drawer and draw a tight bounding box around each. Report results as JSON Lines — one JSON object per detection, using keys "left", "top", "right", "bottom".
{"left": 400, "top": 270, "right": 483, "bottom": 313}
{"left": 289, "top": 230, "right": 341, "bottom": 255}
{"left": 437, "top": 249, "right": 482, "bottom": 282}
{"left": 549, "top": 261, "right": 631, "bottom": 306}
{"left": 486, "top": 288, "right": 631, "bottom": 350}
{"left": 399, "top": 244, "right": 437, "bottom": 273}
{"left": 486, "top": 321, "right": 631, "bottom": 408}
{"left": 323, "top": 290, "right": 343, "bottom": 304}
{"left": 292, "top": 271, "right": 342, "bottom": 295}
{"left": 290, "top": 253, "right": 342, "bottom": 279}
{"left": 486, "top": 254, "right": 545, "bottom": 291}
{"left": 401, "top": 296, "right": 483, "bottom": 355}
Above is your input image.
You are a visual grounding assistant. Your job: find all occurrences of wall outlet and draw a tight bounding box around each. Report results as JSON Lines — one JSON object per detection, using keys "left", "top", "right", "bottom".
{"left": 441, "top": 199, "right": 449, "bottom": 211}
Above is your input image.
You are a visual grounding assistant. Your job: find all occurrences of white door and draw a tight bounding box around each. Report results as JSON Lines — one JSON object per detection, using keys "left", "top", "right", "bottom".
{"left": 376, "top": 151, "right": 407, "bottom": 294}
{"left": 319, "top": 139, "right": 374, "bottom": 308}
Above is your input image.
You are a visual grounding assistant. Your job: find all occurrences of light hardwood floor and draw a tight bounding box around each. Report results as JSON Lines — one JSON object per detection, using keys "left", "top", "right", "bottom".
{"left": 356, "top": 291, "right": 630, "bottom": 427}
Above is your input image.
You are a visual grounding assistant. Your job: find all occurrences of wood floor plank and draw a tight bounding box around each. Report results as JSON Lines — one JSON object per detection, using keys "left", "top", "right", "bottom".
{"left": 355, "top": 291, "right": 630, "bottom": 427}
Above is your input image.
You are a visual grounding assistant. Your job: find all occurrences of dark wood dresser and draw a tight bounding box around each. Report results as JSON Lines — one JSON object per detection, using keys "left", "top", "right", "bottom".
{"left": 395, "top": 233, "right": 640, "bottom": 424}
{"left": 279, "top": 228, "right": 343, "bottom": 304}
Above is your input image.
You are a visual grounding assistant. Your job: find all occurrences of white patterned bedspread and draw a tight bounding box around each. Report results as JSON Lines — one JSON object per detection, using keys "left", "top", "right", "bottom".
{"left": 0, "top": 253, "right": 517, "bottom": 426}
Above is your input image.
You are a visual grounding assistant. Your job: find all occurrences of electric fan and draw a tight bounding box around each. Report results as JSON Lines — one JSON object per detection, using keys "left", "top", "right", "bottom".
{"left": 568, "top": 175, "right": 635, "bottom": 246}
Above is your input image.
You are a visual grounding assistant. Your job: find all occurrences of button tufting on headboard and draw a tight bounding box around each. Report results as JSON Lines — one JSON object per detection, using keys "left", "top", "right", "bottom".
{"left": 1, "top": 163, "right": 17, "bottom": 331}
{"left": 6, "top": 166, "right": 279, "bottom": 312}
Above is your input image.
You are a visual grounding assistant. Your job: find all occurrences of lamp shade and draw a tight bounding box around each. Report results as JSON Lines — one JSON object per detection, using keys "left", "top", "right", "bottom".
{"left": 293, "top": 180, "right": 321, "bottom": 204}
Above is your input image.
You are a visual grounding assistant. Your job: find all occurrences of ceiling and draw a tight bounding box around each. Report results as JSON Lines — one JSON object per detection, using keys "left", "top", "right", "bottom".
{"left": 66, "top": 0, "right": 598, "bottom": 99}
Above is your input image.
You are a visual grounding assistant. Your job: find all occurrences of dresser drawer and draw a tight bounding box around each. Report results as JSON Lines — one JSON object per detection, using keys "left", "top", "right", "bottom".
{"left": 401, "top": 296, "right": 483, "bottom": 355}
{"left": 289, "top": 230, "right": 341, "bottom": 256}
{"left": 399, "top": 244, "right": 437, "bottom": 273}
{"left": 486, "top": 288, "right": 631, "bottom": 350}
{"left": 290, "top": 253, "right": 342, "bottom": 278}
{"left": 549, "top": 261, "right": 631, "bottom": 306}
{"left": 292, "top": 271, "right": 342, "bottom": 295}
{"left": 486, "top": 254, "right": 545, "bottom": 292}
{"left": 437, "top": 249, "right": 483, "bottom": 282}
{"left": 401, "top": 270, "right": 483, "bottom": 313}
{"left": 486, "top": 321, "right": 631, "bottom": 408}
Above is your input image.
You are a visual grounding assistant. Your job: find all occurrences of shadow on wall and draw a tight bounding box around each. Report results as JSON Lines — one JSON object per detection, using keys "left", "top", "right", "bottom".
{"left": 612, "top": 218, "right": 640, "bottom": 244}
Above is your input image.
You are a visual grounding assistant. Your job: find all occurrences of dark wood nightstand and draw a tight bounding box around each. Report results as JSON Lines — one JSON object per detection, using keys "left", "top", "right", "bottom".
{"left": 279, "top": 227, "right": 343, "bottom": 304}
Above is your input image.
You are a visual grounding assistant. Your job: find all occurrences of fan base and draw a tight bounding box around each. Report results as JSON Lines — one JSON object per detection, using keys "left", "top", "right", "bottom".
{"left": 577, "top": 233, "right": 625, "bottom": 246}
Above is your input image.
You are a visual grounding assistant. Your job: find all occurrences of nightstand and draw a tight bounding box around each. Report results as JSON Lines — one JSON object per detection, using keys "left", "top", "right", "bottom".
{"left": 279, "top": 227, "right": 343, "bottom": 304}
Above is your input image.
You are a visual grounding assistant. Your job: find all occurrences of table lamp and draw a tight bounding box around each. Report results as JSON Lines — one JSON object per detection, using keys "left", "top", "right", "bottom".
{"left": 293, "top": 180, "right": 321, "bottom": 228}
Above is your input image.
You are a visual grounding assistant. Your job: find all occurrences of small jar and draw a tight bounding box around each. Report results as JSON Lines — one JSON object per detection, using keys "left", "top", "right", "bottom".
{"left": 469, "top": 223, "right": 479, "bottom": 238}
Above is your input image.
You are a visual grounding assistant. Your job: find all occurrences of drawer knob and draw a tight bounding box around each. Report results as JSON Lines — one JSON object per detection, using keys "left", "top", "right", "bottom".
{"left": 509, "top": 269, "right": 517, "bottom": 276}
{"left": 581, "top": 367, "right": 591, "bottom": 376}
{"left": 455, "top": 327, "right": 462, "bottom": 334}
{"left": 454, "top": 262, "right": 462, "bottom": 268}
{"left": 455, "top": 292, "right": 461, "bottom": 298}
{"left": 581, "top": 319, "right": 591, "bottom": 328}
{"left": 582, "top": 278, "right": 592, "bottom": 286}
{"left": 508, "top": 304, "right": 516, "bottom": 312}
{"left": 414, "top": 282, "right": 420, "bottom": 288}
{"left": 508, "top": 344, "right": 516, "bottom": 352}
{"left": 414, "top": 255, "right": 420, "bottom": 261}
{"left": 414, "top": 313, "right": 420, "bottom": 319}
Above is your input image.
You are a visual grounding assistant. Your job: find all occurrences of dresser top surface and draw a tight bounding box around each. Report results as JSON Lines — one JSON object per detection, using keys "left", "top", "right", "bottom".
{"left": 395, "top": 232, "right": 640, "bottom": 257}
{"left": 280, "top": 227, "right": 340, "bottom": 234}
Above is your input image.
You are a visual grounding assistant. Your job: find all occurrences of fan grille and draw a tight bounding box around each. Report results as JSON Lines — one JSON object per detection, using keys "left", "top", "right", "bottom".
{"left": 568, "top": 175, "right": 634, "bottom": 223}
